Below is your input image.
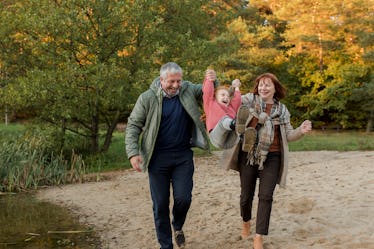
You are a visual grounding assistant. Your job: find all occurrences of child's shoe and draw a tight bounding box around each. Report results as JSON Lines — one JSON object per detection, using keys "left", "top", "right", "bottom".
{"left": 235, "top": 105, "right": 250, "bottom": 134}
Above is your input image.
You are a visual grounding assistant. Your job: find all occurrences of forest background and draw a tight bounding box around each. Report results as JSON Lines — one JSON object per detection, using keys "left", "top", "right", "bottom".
{"left": 0, "top": 0, "right": 373, "bottom": 191}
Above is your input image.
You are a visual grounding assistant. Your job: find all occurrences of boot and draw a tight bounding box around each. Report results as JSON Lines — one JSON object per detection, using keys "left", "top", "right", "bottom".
{"left": 240, "top": 221, "right": 250, "bottom": 240}
{"left": 235, "top": 105, "right": 250, "bottom": 134}
{"left": 253, "top": 234, "right": 263, "bottom": 249}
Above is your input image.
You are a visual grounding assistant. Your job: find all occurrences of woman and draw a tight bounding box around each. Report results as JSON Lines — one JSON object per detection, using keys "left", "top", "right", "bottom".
{"left": 224, "top": 73, "right": 312, "bottom": 249}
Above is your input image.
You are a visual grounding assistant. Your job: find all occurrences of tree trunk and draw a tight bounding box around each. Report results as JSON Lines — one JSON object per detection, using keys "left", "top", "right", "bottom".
{"left": 366, "top": 109, "right": 374, "bottom": 132}
{"left": 101, "top": 111, "right": 121, "bottom": 152}
{"left": 5, "top": 105, "right": 8, "bottom": 125}
{"left": 91, "top": 114, "right": 100, "bottom": 153}
{"left": 318, "top": 32, "right": 323, "bottom": 73}
{"left": 58, "top": 119, "right": 67, "bottom": 152}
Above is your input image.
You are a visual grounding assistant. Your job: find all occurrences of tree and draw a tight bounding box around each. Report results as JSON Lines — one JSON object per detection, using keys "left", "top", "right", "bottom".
{"left": 251, "top": 0, "right": 374, "bottom": 128}
{"left": 0, "top": 0, "right": 229, "bottom": 153}
{"left": 211, "top": 2, "right": 288, "bottom": 91}
{"left": 344, "top": 0, "right": 374, "bottom": 131}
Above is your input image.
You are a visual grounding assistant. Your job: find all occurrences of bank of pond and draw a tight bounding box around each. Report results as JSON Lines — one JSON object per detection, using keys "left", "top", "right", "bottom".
{"left": 0, "top": 193, "right": 101, "bottom": 249}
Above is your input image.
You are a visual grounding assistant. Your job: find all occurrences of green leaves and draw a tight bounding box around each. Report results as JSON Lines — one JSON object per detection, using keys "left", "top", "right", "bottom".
{"left": 0, "top": 0, "right": 232, "bottom": 153}
{"left": 1, "top": 0, "right": 373, "bottom": 158}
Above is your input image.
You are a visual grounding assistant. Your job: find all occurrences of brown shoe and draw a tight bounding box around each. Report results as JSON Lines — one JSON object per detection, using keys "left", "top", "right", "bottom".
{"left": 240, "top": 221, "right": 250, "bottom": 240}
{"left": 253, "top": 235, "right": 263, "bottom": 249}
{"left": 235, "top": 105, "right": 250, "bottom": 134}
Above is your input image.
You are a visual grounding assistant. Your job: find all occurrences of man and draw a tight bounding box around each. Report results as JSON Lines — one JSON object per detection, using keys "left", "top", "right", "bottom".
{"left": 125, "top": 62, "right": 215, "bottom": 249}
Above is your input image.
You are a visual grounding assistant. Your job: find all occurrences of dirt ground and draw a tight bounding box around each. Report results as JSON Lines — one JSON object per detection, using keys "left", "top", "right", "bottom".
{"left": 37, "top": 151, "right": 374, "bottom": 249}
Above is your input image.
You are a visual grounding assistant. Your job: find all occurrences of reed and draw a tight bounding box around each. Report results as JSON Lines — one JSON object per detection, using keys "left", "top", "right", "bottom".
{"left": 0, "top": 140, "right": 85, "bottom": 192}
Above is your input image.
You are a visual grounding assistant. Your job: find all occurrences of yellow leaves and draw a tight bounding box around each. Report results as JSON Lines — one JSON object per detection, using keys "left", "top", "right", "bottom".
{"left": 10, "top": 32, "right": 26, "bottom": 42}
{"left": 41, "top": 35, "right": 53, "bottom": 43}
{"left": 75, "top": 44, "right": 94, "bottom": 65}
{"left": 117, "top": 46, "right": 136, "bottom": 57}
{"left": 227, "top": 17, "right": 247, "bottom": 34}
{"left": 227, "top": 17, "right": 253, "bottom": 46}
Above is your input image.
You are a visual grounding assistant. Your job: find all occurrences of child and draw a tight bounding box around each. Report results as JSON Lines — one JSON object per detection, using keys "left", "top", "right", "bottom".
{"left": 203, "top": 70, "right": 242, "bottom": 149}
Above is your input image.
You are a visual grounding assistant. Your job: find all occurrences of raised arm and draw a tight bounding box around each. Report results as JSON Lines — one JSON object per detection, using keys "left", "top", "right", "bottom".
{"left": 202, "top": 69, "right": 217, "bottom": 111}
{"left": 230, "top": 79, "right": 242, "bottom": 111}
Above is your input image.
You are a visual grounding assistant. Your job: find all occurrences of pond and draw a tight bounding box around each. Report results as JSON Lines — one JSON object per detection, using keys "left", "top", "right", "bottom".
{"left": 0, "top": 193, "right": 101, "bottom": 249}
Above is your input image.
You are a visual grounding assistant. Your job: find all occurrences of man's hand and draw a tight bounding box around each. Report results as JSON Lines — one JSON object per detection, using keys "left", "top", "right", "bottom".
{"left": 205, "top": 69, "right": 217, "bottom": 81}
{"left": 130, "top": 155, "right": 143, "bottom": 172}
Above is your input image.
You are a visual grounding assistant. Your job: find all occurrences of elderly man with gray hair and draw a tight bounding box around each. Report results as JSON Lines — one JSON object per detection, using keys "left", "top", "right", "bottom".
{"left": 125, "top": 62, "right": 215, "bottom": 249}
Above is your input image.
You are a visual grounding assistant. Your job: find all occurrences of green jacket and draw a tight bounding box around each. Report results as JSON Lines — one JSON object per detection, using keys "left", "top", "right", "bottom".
{"left": 125, "top": 77, "right": 210, "bottom": 172}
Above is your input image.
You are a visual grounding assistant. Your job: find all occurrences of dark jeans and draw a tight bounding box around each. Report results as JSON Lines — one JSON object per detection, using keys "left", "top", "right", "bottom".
{"left": 148, "top": 149, "right": 194, "bottom": 249}
{"left": 239, "top": 151, "right": 281, "bottom": 235}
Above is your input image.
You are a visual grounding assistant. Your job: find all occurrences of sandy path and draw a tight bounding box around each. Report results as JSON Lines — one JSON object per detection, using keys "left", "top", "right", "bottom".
{"left": 37, "top": 151, "right": 374, "bottom": 249}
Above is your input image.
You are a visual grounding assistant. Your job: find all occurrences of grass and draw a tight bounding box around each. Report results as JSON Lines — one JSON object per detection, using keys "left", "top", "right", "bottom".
{"left": 289, "top": 130, "right": 374, "bottom": 151}
{"left": 0, "top": 123, "right": 26, "bottom": 139}
{"left": 2, "top": 123, "right": 374, "bottom": 176}
{"left": 97, "top": 130, "right": 374, "bottom": 172}
{"left": 84, "top": 132, "right": 130, "bottom": 173}
{"left": 84, "top": 133, "right": 216, "bottom": 173}
{"left": 1, "top": 122, "right": 373, "bottom": 192}
{"left": 84, "top": 131, "right": 222, "bottom": 173}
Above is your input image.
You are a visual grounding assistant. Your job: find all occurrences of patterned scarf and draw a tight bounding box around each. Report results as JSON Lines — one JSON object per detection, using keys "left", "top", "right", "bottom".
{"left": 245, "top": 94, "right": 289, "bottom": 169}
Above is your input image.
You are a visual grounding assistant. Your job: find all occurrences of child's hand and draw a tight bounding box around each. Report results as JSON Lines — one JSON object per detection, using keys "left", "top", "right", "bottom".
{"left": 200, "top": 113, "right": 206, "bottom": 122}
{"left": 231, "top": 79, "right": 241, "bottom": 88}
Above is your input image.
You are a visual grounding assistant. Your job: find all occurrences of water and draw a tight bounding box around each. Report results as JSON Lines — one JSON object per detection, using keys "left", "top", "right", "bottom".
{"left": 0, "top": 193, "right": 101, "bottom": 249}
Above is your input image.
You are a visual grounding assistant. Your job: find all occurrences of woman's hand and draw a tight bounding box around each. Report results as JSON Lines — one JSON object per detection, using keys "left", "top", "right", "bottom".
{"left": 231, "top": 79, "right": 241, "bottom": 88}
{"left": 300, "top": 120, "right": 312, "bottom": 134}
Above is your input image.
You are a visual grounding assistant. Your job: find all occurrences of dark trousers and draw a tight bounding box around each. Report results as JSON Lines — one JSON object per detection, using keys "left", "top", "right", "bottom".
{"left": 148, "top": 150, "right": 194, "bottom": 249}
{"left": 239, "top": 151, "right": 281, "bottom": 235}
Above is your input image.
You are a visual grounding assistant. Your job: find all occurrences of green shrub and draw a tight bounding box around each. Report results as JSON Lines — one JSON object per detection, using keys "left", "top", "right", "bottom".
{"left": 22, "top": 124, "right": 92, "bottom": 159}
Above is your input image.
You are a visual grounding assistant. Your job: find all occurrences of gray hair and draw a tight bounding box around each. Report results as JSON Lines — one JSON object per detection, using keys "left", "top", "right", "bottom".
{"left": 160, "top": 62, "right": 183, "bottom": 79}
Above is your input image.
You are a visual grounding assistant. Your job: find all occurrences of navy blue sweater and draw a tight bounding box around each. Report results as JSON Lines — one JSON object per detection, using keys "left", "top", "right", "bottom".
{"left": 154, "top": 95, "right": 193, "bottom": 152}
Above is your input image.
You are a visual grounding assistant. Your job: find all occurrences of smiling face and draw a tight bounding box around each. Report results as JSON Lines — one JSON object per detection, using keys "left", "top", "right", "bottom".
{"left": 215, "top": 88, "right": 230, "bottom": 106}
{"left": 160, "top": 72, "right": 182, "bottom": 96}
{"left": 258, "top": 77, "right": 276, "bottom": 104}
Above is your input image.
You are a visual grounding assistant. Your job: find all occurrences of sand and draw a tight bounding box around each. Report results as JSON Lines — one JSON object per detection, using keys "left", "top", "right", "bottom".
{"left": 37, "top": 151, "right": 374, "bottom": 249}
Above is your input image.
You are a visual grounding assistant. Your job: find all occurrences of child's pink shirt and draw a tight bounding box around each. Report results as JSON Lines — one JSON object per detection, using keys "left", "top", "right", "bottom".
{"left": 203, "top": 78, "right": 242, "bottom": 132}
